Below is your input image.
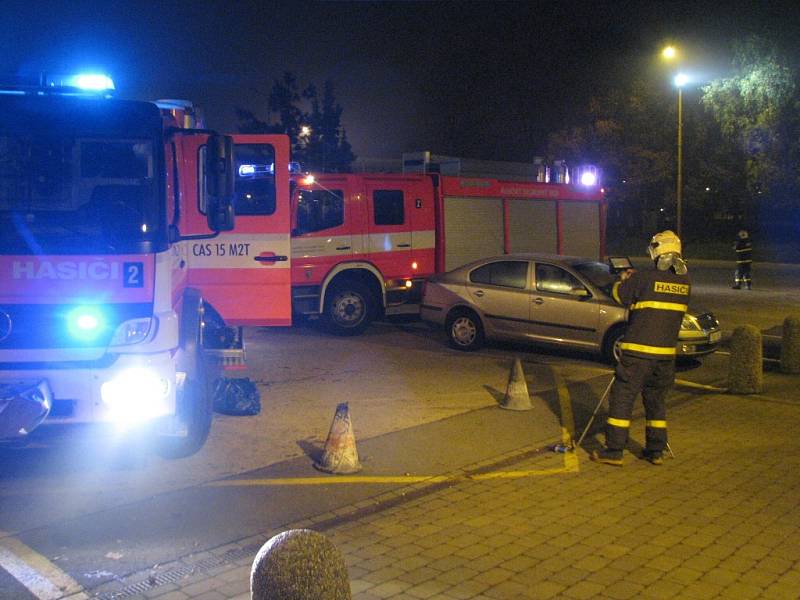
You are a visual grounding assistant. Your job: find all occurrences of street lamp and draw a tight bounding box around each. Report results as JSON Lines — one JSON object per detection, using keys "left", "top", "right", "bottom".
{"left": 662, "top": 45, "right": 687, "bottom": 238}
{"left": 662, "top": 46, "right": 677, "bottom": 60}
{"left": 673, "top": 72, "right": 689, "bottom": 239}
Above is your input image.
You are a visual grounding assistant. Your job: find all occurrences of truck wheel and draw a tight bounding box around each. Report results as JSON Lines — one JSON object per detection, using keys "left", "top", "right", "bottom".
{"left": 323, "top": 281, "right": 375, "bottom": 336}
{"left": 446, "top": 310, "right": 484, "bottom": 351}
{"left": 156, "top": 370, "right": 213, "bottom": 459}
{"left": 156, "top": 294, "right": 215, "bottom": 459}
{"left": 602, "top": 326, "right": 625, "bottom": 364}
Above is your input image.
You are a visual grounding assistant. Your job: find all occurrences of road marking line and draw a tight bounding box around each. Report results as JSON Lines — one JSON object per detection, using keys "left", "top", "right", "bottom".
{"left": 551, "top": 367, "right": 580, "bottom": 472}
{"left": 674, "top": 379, "right": 728, "bottom": 392}
{"left": 206, "top": 465, "right": 575, "bottom": 487}
{"left": 0, "top": 537, "right": 87, "bottom": 600}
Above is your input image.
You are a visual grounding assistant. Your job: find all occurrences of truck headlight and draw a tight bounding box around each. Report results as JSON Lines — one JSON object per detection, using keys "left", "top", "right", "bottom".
{"left": 110, "top": 317, "right": 157, "bottom": 346}
{"left": 101, "top": 367, "right": 171, "bottom": 423}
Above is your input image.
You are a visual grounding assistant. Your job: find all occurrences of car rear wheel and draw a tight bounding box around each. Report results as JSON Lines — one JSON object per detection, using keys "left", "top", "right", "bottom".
{"left": 446, "top": 310, "right": 484, "bottom": 351}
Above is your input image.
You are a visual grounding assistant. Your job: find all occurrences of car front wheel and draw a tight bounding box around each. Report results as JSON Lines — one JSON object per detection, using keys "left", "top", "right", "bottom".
{"left": 446, "top": 311, "right": 484, "bottom": 351}
{"left": 602, "top": 326, "right": 625, "bottom": 364}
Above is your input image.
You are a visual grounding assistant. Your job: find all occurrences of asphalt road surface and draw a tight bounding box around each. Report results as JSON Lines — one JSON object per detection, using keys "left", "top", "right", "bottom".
{"left": 0, "top": 259, "right": 797, "bottom": 599}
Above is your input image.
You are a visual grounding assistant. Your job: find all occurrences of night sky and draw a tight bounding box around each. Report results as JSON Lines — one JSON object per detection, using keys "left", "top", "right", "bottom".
{"left": 2, "top": 1, "right": 798, "bottom": 162}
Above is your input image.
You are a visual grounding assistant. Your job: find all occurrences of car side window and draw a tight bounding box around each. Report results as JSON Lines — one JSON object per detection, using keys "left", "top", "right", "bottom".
{"left": 470, "top": 261, "right": 528, "bottom": 289}
{"left": 535, "top": 264, "right": 587, "bottom": 295}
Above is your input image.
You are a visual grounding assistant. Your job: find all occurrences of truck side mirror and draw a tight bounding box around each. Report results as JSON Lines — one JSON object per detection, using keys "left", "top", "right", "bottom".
{"left": 205, "top": 134, "right": 235, "bottom": 232}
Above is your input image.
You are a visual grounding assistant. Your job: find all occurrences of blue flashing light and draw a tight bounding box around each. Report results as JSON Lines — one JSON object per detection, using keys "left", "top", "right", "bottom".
{"left": 66, "top": 306, "right": 106, "bottom": 342}
{"left": 237, "top": 163, "right": 275, "bottom": 178}
{"left": 70, "top": 73, "right": 115, "bottom": 92}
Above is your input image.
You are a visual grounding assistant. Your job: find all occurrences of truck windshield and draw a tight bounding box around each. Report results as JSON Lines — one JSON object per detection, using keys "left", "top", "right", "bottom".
{"left": 0, "top": 134, "right": 159, "bottom": 254}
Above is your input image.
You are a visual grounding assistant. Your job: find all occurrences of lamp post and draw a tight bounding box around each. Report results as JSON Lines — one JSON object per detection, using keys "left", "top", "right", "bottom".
{"left": 673, "top": 73, "right": 689, "bottom": 239}
{"left": 661, "top": 46, "right": 685, "bottom": 237}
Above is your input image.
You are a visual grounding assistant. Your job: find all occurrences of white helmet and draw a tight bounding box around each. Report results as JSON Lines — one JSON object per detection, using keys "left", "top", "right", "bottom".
{"left": 648, "top": 230, "right": 682, "bottom": 260}
{"left": 738, "top": 229, "right": 749, "bottom": 240}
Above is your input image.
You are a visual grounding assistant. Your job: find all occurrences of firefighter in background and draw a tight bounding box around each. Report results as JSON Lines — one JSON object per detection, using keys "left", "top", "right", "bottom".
{"left": 591, "top": 230, "right": 690, "bottom": 466}
{"left": 732, "top": 229, "right": 753, "bottom": 289}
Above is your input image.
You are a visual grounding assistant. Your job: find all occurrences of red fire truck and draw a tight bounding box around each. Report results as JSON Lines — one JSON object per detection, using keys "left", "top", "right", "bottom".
{"left": 288, "top": 171, "right": 606, "bottom": 334}
{"left": 0, "top": 75, "right": 292, "bottom": 456}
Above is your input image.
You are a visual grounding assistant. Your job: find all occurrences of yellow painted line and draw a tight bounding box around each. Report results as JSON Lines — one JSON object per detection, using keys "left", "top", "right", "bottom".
{"left": 469, "top": 467, "right": 572, "bottom": 480}
{"left": 206, "top": 465, "right": 578, "bottom": 488}
{"left": 674, "top": 379, "right": 727, "bottom": 392}
{"left": 552, "top": 367, "right": 581, "bottom": 472}
{"left": 0, "top": 537, "right": 87, "bottom": 600}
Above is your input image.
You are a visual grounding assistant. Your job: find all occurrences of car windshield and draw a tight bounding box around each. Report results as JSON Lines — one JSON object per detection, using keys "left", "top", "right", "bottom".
{"left": 573, "top": 261, "right": 617, "bottom": 296}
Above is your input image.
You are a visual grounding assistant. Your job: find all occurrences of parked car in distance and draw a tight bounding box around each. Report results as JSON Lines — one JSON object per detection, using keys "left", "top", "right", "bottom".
{"left": 420, "top": 254, "right": 721, "bottom": 362}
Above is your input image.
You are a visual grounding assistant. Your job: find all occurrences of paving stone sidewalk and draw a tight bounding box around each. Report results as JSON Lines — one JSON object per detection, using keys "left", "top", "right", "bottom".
{"left": 87, "top": 389, "right": 800, "bottom": 600}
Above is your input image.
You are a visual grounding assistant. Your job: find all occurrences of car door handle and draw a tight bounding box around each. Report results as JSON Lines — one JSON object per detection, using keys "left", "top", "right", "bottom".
{"left": 254, "top": 255, "right": 288, "bottom": 263}
{"left": 532, "top": 297, "right": 544, "bottom": 304}
{"left": 474, "top": 290, "right": 485, "bottom": 297}
{"left": 396, "top": 243, "right": 411, "bottom": 248}
{"left": 336, "top": 246, "right": 351, "bottom": 250}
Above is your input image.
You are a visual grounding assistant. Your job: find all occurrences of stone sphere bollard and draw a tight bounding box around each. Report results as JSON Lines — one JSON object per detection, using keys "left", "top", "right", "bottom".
{"left": 251, "top": 529, "right": 351, "bottom": 600}
{"left": 728, "top": 325, "right": 763, "bottom": 394}
{"left": 780, "top": 316, "right": 800, "bottom": 374}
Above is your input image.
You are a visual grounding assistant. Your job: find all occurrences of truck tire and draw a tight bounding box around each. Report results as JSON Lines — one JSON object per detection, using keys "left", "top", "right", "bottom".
{"left": 446, "top": 310, "right": 484, "bottom": 351}
{"left": 156, "top": 373, "right": 213, "bottom": 459}
{"left": 323, "top": 280, "right": 375, "bottom": 336}
{"left": 156, "top": 292, "right": 214, "bottom": 458}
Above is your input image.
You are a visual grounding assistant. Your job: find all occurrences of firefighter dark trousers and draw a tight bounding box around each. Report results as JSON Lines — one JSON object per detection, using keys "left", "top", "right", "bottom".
{"left": 735, "top": 263, "right": 752, "bottom": 287}
{"left": 605, "top": 354, "right": 673, "bottom": 453}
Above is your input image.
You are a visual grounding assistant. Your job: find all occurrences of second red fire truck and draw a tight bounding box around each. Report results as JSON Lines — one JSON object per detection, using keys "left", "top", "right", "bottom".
{"left": 283, "top": 170, "right": 606, "bottom": 335}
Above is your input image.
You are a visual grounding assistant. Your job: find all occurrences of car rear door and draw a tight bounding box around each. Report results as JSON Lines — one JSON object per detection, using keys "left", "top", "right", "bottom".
{"left": 465, "top": 260, "right": 531, "bottom": 338}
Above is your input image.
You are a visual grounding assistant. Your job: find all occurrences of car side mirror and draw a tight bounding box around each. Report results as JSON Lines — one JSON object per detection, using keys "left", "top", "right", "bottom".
{"left": 205, "top": 134, "right": 235, "bottom": 232}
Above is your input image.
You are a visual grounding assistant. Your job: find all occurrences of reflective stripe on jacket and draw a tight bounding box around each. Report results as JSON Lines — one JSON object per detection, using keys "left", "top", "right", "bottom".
{"left": 735, "top": 240, "right": 753, "bottom": 264}
{"left": 613, "top": 268, "right": 691, "bottom": 359}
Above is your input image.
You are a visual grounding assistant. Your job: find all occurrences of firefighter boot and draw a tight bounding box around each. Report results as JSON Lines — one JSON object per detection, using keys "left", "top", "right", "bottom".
{"left": 643, "top": 449, "right": 664, "bottom": 465}
{"left": 591, "top": 448, "right": 624, "bottom": 466}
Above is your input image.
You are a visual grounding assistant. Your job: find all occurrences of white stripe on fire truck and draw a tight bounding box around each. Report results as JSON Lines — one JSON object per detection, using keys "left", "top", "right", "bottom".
{"left": 0, "top": 537, "right": 87, "bottom": 600}
{"left": 291, "top": 230, "right": 435, "bottom": 258}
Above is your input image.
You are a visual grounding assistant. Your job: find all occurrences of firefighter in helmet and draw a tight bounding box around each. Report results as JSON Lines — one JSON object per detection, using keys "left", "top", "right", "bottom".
{"left": 591, "top": 230, "right": 690, "bottom": 466}
{"left": 732, "top": 229, "right": 752, "bottom": 289}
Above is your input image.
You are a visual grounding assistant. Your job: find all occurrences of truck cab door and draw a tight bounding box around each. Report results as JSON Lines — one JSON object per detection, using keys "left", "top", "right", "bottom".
{"left": 364, "top": 179, "right": 414, "bottom": 280}
{"left": 180, "top": 134, "right": 292, "bottom": 326}
{"left": 291, "top": 175, "right": 353, "bottom": 286}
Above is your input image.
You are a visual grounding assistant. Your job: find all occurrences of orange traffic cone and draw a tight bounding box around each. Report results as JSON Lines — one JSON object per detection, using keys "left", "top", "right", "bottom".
{"left": 314, "top": 402, "right": 362, "bottom": 474}
{"left": 500, "top": 358, "right": 533, "bottom": 411}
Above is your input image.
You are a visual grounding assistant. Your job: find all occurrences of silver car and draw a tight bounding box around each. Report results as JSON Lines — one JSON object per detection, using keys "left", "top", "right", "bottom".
{"left": 420, "top": 254, "right": 721, "bottom": 361}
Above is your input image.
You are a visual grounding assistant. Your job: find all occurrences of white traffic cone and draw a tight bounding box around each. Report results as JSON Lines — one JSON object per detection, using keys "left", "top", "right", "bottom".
{"left": 500, "top": 358, "right": 533, "bottom": 411}
{"left": 314, "top": 402, "right": 362, "bottom": 474}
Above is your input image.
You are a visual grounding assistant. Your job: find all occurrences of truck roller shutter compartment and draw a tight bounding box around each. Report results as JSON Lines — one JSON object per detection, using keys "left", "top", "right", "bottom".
{"left": 443, "top": 196, "right": 503, "bottom": 270}
{"left": 507, "top": 199, "right": 557, "bottom": 254}
{"left": 560, "top": 201, "right": 601, "bottom": 259}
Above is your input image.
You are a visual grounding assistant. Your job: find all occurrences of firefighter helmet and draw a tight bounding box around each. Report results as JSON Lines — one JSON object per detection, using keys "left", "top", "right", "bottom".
{"left": 738, "top": 229, "right": 749, "bottom": 240}
{"left": 648, "top": 230, "right": 682, "bottom": 260}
